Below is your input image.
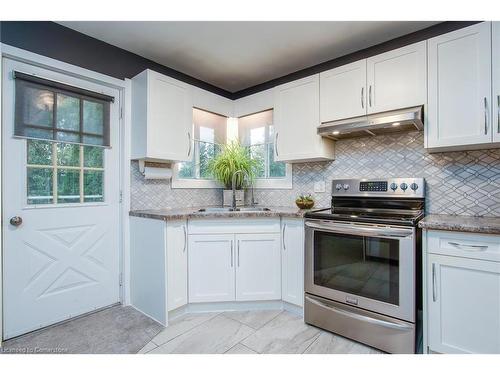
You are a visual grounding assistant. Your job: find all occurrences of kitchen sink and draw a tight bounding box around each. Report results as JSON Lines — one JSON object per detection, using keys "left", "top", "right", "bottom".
{"left": 197, "top": 207, "right": 271, "bottom": 213}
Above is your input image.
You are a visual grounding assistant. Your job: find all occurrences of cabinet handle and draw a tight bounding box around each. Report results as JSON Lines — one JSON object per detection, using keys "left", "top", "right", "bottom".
{"left": 369, "top": 85, "right": 372, "bottom": 107}
{"left": 484, "top": 97, "right": 488, "bottom": 135}
{"left": 448, "top": 241, "right": 488, "bottom": 252}
{"left": 230, "top": 240, "right": 233, "bottom": 267}
{"left": 187, "top": 132, "right": 192, "bottom": 157}
{"left": 182, "top": 225, "right": 187, "bottom": 253}
{"left": 497, "top": 95, "right": 500, "bottom": 134}
{"left": 361, "top": 87, "right": 364, "bottom": 109}
{"left": 282, "top": 223, "right": 287, "bottom": 251}
{"left": 237, "top": 240, "right": 240, "bottom": 267}
{"left": 432, "top": 263, "right": 437, "bottom": 302}
{"left": 275, "top": 132, "right": 279, "bottom": 157}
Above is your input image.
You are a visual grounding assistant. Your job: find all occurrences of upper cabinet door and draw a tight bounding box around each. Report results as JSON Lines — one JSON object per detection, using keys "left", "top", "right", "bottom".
{"left": 493, "top": 22, "right": 500, "bottom": 143}
{"left": 427, "top": 22, "right": 492, "bottom": 150}
{"left": 320, "top": 60, "right": 367, "bottom": 122}
{"left": 367, "top": 41, "right": 427, "bottom": 114}
{"left": 131, "top": 70, "right": 193, "bottom": 162}
{"left": 274, "top": 74, "right": 335, "bottom": 162}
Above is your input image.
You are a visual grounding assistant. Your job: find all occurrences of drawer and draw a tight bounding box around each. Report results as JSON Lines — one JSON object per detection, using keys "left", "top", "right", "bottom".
{"left": 188, "top": 218, "right": 281, "bottom": 234}
{"left": 427, "top": 230, "right": 500, "bottom": 262}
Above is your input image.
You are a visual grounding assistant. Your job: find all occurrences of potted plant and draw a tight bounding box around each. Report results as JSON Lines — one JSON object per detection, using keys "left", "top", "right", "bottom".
{"left": 208, "top": 141, "right": 259, "bottom": 207}
{"left": 295, "top": 194, "right": 315, "bottom": 209}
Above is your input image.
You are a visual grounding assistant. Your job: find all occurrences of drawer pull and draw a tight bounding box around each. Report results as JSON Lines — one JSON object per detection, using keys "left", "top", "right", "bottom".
{"left": 432, "top": 263, "right": 437, "bottom": 302}
{"left": 448, "top": 242, "right": 489, "bottom": 252}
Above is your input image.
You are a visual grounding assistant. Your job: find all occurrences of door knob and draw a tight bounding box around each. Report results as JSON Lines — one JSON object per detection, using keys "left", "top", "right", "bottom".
{"left": 10, "top": 216, "right": 23, "bottom": 227}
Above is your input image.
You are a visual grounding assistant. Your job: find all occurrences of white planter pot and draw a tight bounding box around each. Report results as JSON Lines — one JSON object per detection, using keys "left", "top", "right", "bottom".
{"left": 223, "top": 190, "right": 244, "bottom": 207}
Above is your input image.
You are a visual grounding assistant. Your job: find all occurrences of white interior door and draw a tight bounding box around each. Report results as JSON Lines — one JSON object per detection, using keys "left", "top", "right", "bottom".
{"left": 2, "top": 58, "right": 121, "bottom": 339}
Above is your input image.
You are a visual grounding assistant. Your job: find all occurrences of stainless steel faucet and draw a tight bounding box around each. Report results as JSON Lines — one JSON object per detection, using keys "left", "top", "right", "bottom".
{"left": 231, "top": 170, "right": 245, "bottom": 210}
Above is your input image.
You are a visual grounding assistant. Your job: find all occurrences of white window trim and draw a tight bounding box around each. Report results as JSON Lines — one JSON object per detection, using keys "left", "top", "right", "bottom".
{"left": 171, "top": 162, "right": 292, "bottom": 189}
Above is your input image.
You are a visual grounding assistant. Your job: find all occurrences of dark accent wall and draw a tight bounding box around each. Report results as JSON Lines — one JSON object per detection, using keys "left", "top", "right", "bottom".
{"left": 1, "top": 21, "right": 480, "bottom": 100}
{"left": 0, "top": 21, "right": 233, "bottom": 98}
{"left": 232, "top": 21, "right": 481, "bottom": 99}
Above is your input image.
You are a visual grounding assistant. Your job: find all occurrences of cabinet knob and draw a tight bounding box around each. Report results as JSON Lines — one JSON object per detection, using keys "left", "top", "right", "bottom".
{"left": 10, "top": 216, "right": 23, "bottom": 227}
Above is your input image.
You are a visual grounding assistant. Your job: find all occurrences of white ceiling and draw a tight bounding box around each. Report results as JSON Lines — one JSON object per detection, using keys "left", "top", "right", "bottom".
{"left": 58, "top": 21, "right": 439, "bottom": 93}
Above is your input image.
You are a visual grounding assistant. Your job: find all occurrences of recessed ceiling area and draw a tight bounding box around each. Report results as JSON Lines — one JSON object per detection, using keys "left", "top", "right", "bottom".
{"left": 58, "top": 21, "right": 440, "bottom": 92}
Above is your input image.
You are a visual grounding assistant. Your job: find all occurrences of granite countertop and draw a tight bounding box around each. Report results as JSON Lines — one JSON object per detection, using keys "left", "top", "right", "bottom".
{"left": 129, "top": 206, "right": 319, "bottom": 221}
{"left": 419, "top": 214, "right": 500, "bottom": 235}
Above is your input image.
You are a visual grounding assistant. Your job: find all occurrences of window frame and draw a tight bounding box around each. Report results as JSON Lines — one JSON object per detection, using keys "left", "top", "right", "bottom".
{"left": 25, "top": 140, "right": 106, "bottom": 208}
{"left": 172, "top": 108, "right": 292, "bottom": 190}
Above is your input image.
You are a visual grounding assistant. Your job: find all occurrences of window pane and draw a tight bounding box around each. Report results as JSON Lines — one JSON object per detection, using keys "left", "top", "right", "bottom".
{"left": 24, "top": 127, "right": 53, "bottom": 140}
{"left": 23, "top": 87, "right": 53, "bottom": 127}
{"left": 27, "top": 167, "right": 53, "bottom": 204}
{"left": 56, "top": 94, "right": 80, "bottom": 131}
{"left": 199, "top": 141, "right": 221, "bottom": 179}
{"left": 84, "top": 170, "right": 104, "bottom": 202}
{"left": 57, "top": 169, "right": 80, "bottom": 203}
{"left": 83, "top": 100, "right": 104, "bottom": 135}
{"left": 84, "top": 146, "right": 104, "bottom": 168}
{"left": 27, "top": 140, "right": 52, "bottom": 165}
{"left": 178, "top": 161, "right": 195, "bottom": 179}
{"left": 82, "top": 135, "right": 104, "bottom": 146}
{"left": 56, "top": 131, "right": 80, "bottom": 143}
{"left": 57, "top": 143, "right": 80, "bottom": 167}
{"left": 249, "top": 144, "right": 265, "bottom": 178}
{"left": 268, "top": 142, "right": 286, "bottom": 178}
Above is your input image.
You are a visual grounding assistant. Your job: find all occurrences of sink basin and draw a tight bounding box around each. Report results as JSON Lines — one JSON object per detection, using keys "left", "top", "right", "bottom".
{"left": 197, "top": 207, "right": 271, "bottom": 213}
{"left": 236, "top": 207, "right": 271, "bottom": 212}
{"left": 197, "top": 207, "right": 235, "bottom": 212}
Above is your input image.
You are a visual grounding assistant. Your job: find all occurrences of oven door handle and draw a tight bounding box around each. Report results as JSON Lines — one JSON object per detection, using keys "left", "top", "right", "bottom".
{"left": 305, "top": 221, "right": 413, "bottom": 238}
{"left": 305, "top": 296, "right": 413, "bottom": 331}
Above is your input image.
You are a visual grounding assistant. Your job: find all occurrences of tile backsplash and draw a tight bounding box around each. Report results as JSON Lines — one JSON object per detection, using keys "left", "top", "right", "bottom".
{"left": 131, "top": 131, "right": 500, "bottom": 217}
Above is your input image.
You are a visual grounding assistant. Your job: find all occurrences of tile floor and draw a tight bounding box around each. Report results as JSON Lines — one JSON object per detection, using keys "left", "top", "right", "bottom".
{"left": 141, "top": 309, "right": 383, "bottom": 354}
{"left": 1, "top": 305, "right": 162, "bottom": 354}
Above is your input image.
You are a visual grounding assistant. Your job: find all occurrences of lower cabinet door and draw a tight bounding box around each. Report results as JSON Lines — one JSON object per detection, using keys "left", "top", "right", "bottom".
{"left": 235, "top": 233, "right": 281, "bottom": 301}
{"left": 188, "top": 234, "right": 235, "bottom": 303}
{"left": 281, "top": 219, "right": 304, "bottom": 307}
{"left": 428, "top": 254, "right": 500, "bottom": 354}
{"left": 166, "top": 220, "right": 188, "bottom": 311}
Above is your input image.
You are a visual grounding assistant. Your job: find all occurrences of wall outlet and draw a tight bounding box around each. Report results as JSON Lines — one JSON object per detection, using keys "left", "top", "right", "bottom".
{"left": 314, "top": 180, "right": 326, "bottom": 193}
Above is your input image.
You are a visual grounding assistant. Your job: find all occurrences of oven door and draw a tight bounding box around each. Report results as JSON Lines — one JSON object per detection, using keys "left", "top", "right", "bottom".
{"left": 305, "top": 220, "right": 415, "bottom": 322}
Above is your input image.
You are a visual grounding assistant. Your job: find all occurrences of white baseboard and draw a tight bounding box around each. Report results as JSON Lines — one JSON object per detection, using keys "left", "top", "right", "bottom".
{"left": 167, "top": 300, "right": 303, "bottom": 323}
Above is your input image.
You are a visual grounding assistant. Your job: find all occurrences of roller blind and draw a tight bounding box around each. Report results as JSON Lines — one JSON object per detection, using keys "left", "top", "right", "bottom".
{"left": 14, "top": 71, "right": 114, "bottom": 147}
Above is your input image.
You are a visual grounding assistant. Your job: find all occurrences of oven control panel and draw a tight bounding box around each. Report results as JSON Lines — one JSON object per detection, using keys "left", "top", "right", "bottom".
{"left": 332, "top": 178, "right": 425, "bottom": 198}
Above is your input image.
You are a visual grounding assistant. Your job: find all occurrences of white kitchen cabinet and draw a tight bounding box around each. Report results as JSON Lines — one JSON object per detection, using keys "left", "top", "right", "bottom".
{"left": 493, "top": 22, "right": 500, "bottom": 143}
{"left": 166, "top": 220, "right": 188, "bottom": 311}
{"left": 281, "top": 219, "right": 305, "bottom": 307}
{"left": 320, "top": 60, "right": 367, "bottom": 122}
{"left": 130, "top": 217, "right": 167, "bottom": 325}
{"left": 427, "top": 253, "right": 500, "bottom": 354}
{"left": 274, "top": 74, "right": 335, "bottom": 162}
{"left": 426, "top": 22, "right": 494, "bottom": 151}
{"left": 366, "top": 41, "right": 426, "bottom": 114}
{"left": 235, "top": 233, "right": 281, "bottom": 301}
{"left": 188, "top": 234, "right": 235, "bottom": 303}
{"left": 131, "top": 69, "right": 193, "bottom": 162}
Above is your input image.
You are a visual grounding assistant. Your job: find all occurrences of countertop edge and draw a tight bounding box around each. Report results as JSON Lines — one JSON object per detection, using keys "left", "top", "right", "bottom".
{"left": 419, "top": 214, "right": 500, "bottom": 235}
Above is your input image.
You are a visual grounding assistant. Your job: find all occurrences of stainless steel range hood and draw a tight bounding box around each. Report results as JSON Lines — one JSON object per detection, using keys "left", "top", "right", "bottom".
{"left": 317, "top": 105, "right": 423, "bottom": 140}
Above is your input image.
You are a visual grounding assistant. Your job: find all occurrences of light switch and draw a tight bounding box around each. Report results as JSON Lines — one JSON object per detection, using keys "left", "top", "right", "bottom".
{"left": 314, "top": 180, "right": 326, "bottom": 193}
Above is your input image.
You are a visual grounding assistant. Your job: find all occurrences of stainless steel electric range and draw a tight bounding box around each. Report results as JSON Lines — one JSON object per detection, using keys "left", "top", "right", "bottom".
{"left": 304, "top": 178, "right": 425, "bottom": 354}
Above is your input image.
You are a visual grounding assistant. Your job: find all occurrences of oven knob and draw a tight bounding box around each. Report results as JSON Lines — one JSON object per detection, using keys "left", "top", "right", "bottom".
{"left": 390, "top": 182, "right": 398, "bottom": 191}
{"left": 410, "top": 182, "right": 419, "bottom": 191}
{"left": 343, "top": 184, "right": 350, "bottom": 191}
{"left": 400, "top": 182, "right": 408, "bottom": 191}
{"left": 335, "top": 183, "right": 343, "bottom": 191}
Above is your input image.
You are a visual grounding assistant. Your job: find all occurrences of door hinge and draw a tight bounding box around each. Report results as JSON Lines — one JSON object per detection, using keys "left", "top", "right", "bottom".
{"left": 119, "top": 190, "right": 123, "bottom": 203}
{"left": 119, "top": 273, "right": 123, "bottom": 287}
